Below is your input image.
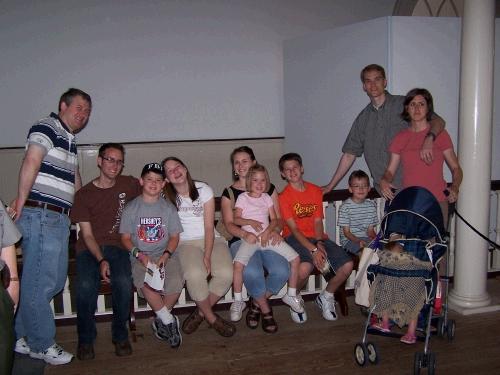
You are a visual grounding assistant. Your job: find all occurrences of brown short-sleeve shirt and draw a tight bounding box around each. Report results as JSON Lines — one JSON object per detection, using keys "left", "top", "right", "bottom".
{"left": 70, "top": 175, "right": 142, "bottom": 254}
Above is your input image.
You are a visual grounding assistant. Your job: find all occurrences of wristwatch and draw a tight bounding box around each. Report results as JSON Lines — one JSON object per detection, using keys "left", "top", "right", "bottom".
{"left": 425, "top": 132, "right": 436, "bottom": 141}
{"left": 164, "top": 250, "right": 173, "bottom": 259}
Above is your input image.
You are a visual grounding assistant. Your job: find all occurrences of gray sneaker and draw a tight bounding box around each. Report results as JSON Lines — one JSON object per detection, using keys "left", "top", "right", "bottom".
{"left": 152, "top": 316, "right": 182, "bottom": 349}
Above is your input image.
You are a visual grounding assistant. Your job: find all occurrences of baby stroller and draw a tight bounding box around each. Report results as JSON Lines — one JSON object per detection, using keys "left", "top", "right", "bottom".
{"left": 354, "top": 186, "right": 456, "bottom": 374}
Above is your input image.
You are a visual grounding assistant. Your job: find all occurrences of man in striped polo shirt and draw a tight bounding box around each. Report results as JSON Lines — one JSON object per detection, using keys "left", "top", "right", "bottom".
{"left": 11, "top": 88, "right": 91, "bottom": 366}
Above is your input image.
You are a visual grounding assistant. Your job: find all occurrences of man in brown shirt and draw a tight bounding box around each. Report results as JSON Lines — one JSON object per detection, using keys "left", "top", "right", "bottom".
{"left": 70, "top": 143, "right": 141, "bottom": 360}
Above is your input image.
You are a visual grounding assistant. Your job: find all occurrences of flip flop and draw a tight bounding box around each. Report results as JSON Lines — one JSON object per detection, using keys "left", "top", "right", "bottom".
{"left": 371, "top": 321, "right": 390, "bottom": 333}
{"left": 400, "top": 332, "right": 417, "bottom": 345}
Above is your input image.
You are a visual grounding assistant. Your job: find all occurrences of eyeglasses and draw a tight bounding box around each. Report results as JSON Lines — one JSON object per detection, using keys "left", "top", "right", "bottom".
{"left": 350, "top": 184, "right": 369, "bottom": 190}
{"left": 102, "top": 157, "right": 125, "bottom": 166}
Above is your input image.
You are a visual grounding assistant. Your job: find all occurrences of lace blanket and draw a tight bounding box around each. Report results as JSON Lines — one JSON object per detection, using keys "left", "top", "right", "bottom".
{"left": 369, "top": 250, "right": 432, "bottom": 328}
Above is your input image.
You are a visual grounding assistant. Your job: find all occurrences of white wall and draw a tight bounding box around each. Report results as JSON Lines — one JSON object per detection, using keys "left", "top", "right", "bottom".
{"left": 283, "top": 16, "right": 500, "bottom": 189}
{"left": 0, "top": 0, "right": 395, "bottom": 148}
{"left": 283, "top": 17, "right": 389, "bottom": 189}
{"left": 0, "top": 139, "right": 286, "bottom": 205}
{"left": 390, "top": 17, "right": 462, "bottom": 182}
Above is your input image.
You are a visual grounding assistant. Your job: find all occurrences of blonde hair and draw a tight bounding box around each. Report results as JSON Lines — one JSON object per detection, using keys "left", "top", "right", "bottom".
{"left": 245, "top": 163, "right": 270, "bottom": 193}
{"left": 383, "top": 241, "right": 405, "bottom": 253}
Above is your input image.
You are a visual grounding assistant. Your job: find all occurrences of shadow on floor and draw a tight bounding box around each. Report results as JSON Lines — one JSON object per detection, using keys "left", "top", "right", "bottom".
{"left": 12, "top": 352, "right": 45, "bottom": 375}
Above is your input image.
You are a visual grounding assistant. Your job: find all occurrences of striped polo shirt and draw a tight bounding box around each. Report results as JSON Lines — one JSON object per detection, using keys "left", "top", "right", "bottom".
{"left": 25, "top": 113, "right": 78, "bottom": 209}
{"left": 338, "top": 198, "right": 378, "bottom": 246}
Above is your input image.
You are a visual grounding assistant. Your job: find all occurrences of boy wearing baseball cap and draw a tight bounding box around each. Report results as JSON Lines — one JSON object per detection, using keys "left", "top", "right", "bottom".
{"left": 119, "top": 163, "right": 184, "bottom": 348}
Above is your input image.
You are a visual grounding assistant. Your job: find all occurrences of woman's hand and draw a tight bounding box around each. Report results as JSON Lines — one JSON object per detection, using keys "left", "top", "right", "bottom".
{"left": 243, "top": 231, "right": 259, "bottom": 245}
{"left": 269, "top": 231, "right": 283, "bottom": 246}
{"left": 380, "top": 179, "right": 396, "bottom": 201}
{"left": 203, "top": 256, "right": 211, "bottom": 276}
{"left": 248, "top": 220, "right": 264, "bottom": 234}
{"left": 446, "top": 185, "right": 459, "bottom": 203}
{"left": 259, "top": 231, "right": 270, "bottom": 247}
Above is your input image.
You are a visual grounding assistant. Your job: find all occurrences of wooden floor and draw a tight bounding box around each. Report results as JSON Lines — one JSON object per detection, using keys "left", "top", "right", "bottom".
{"left": 42, "top": 279, "right": 500, "bottom": 375}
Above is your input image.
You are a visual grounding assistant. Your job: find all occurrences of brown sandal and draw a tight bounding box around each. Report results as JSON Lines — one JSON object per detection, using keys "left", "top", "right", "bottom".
{"left": 209, "top": 314, "right": 236, "bottom": 337}
{"left": 261, "top": 309, "right": 278, "bottom": 334}
{"left": 245, "top": 297, "right": 261, "bottom": 329}
{"left": 182, "top": 308, "right": 204, "bottom": 334}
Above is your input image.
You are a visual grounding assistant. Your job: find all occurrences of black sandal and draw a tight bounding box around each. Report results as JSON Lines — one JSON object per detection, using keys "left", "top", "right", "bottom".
{"left": 245, "top": 297, "right": 261, "bottom": 329}
{"left": 261, "top": 309, "right": 278, "bottom": 334}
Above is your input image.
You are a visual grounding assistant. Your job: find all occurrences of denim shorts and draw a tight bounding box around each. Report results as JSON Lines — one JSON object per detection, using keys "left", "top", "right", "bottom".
{"left": 284, "top": 235, "right": 352, "bottom": 273}
{"left": 343, "top": 237, "right": 370, "bottom": 255}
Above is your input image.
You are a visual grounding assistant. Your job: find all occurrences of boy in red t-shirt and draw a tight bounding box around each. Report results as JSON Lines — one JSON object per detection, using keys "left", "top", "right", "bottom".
{"left": 278, "top": 153, "right": 353, "bottom": 323}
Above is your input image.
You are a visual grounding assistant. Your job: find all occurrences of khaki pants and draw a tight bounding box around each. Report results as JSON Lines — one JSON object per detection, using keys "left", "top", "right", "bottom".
{"left": 177, "top": 237, "right": 233, "bottom": 302}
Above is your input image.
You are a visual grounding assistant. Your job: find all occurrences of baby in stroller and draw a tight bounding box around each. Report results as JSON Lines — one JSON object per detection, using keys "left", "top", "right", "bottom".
{"left": 369, "top": 239, "right": 433, "bottom": 344}
{"left": 355, "top": 186, "right": 452, "bottom": 372}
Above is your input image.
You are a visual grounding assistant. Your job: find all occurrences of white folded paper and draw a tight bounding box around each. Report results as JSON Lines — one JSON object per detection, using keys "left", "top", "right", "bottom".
{"left": 144, "top": 262, "right": 165, "bottom": 292}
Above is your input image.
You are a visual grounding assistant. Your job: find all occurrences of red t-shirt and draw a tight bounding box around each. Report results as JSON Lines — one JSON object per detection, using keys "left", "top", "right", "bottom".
{"left": 389, "top": 126, "right": 453, "bottom": 202}
{"left": 279, "top": 182, "right": 327, "bottom": 239}
{"left": 70, "top": 175, "right": 142, "bottom": 253}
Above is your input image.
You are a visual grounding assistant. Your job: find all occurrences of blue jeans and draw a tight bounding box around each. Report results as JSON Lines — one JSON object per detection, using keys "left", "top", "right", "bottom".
{"left": 230, "top": 240, "right": 290, "bottom": 299}
{"left": 76, "top": 247, "right": 132, "bottom": 344}
{"left": 14, "top": 207, "right": 70, "bottom": 352}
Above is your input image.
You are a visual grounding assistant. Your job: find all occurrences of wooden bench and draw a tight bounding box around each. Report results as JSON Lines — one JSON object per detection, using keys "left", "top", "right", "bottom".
{"left": 14, "top": 188, "right": 378, "bottom": 335}
{"left": 215, "top": 190, "right": 376, "bottom": 316}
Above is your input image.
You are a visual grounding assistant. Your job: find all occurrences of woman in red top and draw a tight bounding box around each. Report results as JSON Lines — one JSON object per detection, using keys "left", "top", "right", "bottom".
{"left": 380, "top": 88, "right": 463, "bottom": 225}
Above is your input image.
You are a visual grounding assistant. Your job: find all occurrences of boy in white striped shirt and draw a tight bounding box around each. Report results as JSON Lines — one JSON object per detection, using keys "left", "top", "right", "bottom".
{"left": 338, "top": 170, "right": 378, "bottom": 255}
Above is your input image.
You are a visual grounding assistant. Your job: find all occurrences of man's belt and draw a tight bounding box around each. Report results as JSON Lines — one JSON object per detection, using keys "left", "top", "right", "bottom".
{"left": 24, "top": 200, "right": 70, "bottom": 215}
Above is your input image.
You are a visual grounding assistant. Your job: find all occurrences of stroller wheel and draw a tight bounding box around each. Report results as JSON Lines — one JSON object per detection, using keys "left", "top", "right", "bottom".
{"left": 437, "top": 317, "right": 445, "bottom": 338}
{"left": 354, "top": 343, "right": 369, "bottom": 366}
{"left": 413, "top": 352, "right": 421, "bottom": 375}
{"left": 447, "top": 319, "right": 456, "bottom": 340}
{"left": 366, "top": 341, "right": 380, "bottom": 364}
{"left": 428, "top": 352, "right": 436, "bottom": 375}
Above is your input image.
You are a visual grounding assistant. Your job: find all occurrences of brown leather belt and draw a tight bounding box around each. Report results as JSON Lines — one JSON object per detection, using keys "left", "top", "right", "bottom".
{"left": 24, "top": 200, "right": 70, "bottom": 215}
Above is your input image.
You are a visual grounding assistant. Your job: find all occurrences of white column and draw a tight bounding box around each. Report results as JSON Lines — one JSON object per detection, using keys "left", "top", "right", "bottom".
{"left": 448, "top": 0, "right": 495, "bottom": 313}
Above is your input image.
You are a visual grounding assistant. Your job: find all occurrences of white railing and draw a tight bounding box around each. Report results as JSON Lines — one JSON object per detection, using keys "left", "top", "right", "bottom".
{"left": 51, "top": 189, "right": 500, "bottom": 320}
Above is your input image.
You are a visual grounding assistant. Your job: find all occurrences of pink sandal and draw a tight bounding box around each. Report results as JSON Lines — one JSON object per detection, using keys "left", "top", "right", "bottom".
{"left": 400, "top": 332, "right": 417, "bottom": 345}
{"left": 371, "top": 321, "right": 390, "bottom": 333}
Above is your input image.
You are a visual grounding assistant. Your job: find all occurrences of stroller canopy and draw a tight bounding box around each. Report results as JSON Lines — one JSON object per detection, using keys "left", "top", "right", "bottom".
{"left": 381, "top": 186, "right": 446, "bottom": 242}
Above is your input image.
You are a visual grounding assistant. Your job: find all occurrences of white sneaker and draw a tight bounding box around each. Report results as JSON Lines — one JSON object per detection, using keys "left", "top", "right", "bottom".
{"left": 29, "top": 343, "right": 75, "bottom": 365}
{"left": 289, "top": 295, "right": 307, "bottom": 323}
{"left": 15, "top": 337, "right": 30, "bottom": 355}
{"left": 230, "top": 300, "right": 246, "bottom": 322}
{"left": 315, "top": 291, "right": 338, "bottom": 321}
{"left": 282, "top": 294, "right": 305, "bottom": 313}
{"left": 290, "top": 308, "right": 308, "bottom": 323}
